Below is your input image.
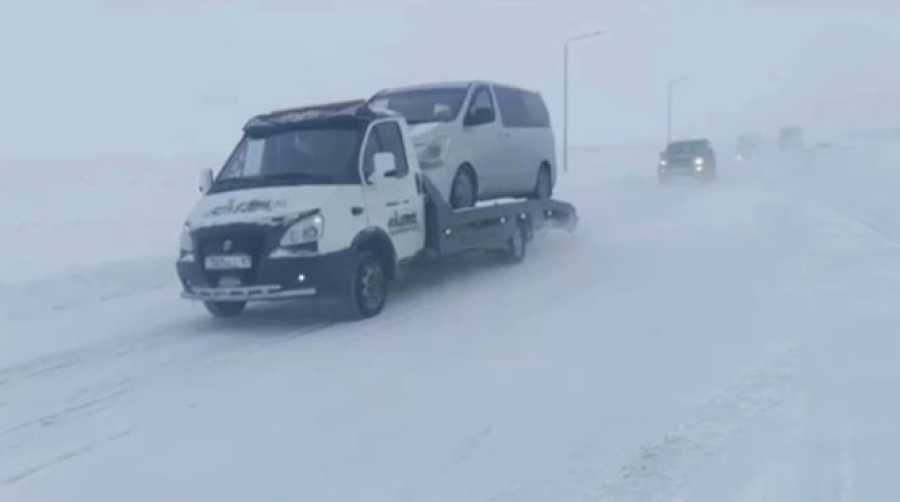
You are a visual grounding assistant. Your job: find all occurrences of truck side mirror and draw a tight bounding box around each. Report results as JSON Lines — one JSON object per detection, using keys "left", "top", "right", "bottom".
{"left": 199, "top": 168, "right": 214, "bottom": 194}
{"left": 371, "top": 152, "right": 397, "bottom": 183}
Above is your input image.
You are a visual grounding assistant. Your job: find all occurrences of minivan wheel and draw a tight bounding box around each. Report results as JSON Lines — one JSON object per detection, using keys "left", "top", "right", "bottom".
{"left": 348, "top": 251, "right": 388, "bottom": 319}
{"left": 204, "top": 301, "right": 247, "bottom": 318}
{"left": 531, "top": 166, "right": 553, "bottom": 200}
{"left": 450, "top": 168, "right": 477, "bottom": 209}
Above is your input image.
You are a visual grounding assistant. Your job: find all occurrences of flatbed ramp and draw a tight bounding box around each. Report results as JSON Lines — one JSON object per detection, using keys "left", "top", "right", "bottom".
{"left": 422, "top": 176, "right": 577, "bottom": 257}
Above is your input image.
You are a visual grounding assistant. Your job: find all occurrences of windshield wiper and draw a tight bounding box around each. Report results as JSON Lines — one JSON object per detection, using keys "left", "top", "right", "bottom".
{"left": 211, "top": 177, "right": 249, "bottom": 188}
{"left": 258, "top": 172, "right": 334, "bottom": 184}
{"left": 211, "top": 172, "right": 334, "bottom": 192}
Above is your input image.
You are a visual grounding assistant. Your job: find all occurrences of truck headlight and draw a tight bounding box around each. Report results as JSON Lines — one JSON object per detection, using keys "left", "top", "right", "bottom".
{"left": 694, "top": 157, "right": 704, "bottom": 166}
{"left": 280, "top": 214, "right": 324, "bottom": 248}
{"left": 415, "top": 136, "right": 451, "bottom": 169}
{"left": 659, "top": 159, "right": 668, "bottom": 167}
{"left": 180, "top": 224, "right": 193, "bottom": 253}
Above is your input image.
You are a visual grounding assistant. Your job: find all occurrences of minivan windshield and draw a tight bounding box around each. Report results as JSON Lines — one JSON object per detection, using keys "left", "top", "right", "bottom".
{"left": 211, "top": 128, "right": 363, "bottom": 193}
{"left": 370, "top": 88, "right": 467, "bottom": 125}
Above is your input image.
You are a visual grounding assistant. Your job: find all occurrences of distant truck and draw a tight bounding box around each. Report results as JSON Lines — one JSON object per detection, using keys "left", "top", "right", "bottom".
{"left": 176, "top": 101, "right": 576, "bottom": 320}
{"left": 778, "top": 126, "right": 804, "bottom": 152}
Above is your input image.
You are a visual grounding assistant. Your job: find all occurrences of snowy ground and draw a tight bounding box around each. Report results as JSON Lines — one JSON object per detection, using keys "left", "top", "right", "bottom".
{"left": 1, "top": 144, "right": 899, "bottom": 501}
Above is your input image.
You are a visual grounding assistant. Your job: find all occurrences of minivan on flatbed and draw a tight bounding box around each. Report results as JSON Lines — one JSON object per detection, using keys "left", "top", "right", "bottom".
{"left": 370, "top": 81, "right": 557, "bottom": 208}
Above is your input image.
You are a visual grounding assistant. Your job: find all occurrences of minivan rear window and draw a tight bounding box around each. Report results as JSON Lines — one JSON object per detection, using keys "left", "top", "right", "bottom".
{"left": 494, "top": 86, "right": 550, "bottom": 128}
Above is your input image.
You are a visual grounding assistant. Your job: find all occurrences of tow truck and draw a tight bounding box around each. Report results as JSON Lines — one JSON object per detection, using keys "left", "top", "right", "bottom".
{"left": 176, "top": 100, "right": 577, "bottom": 319}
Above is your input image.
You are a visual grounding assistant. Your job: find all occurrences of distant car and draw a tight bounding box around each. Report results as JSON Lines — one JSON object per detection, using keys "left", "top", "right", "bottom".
{"left": 369, "top": 81, "right": 557, "bottom": 208}
{"left": 778, "top": 126, "right": 804, "bottom": 153}
{"left": 658, "top": 139, "right": 717, "bottom": 183}
{"left": 736, "top": 132, "right": 763, "bottom": 162}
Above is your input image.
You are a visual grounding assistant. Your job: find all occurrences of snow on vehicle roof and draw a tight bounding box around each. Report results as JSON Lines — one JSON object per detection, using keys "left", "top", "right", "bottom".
{"left": 380, "top": 82, "right": 473, "bottom": 93}
{"left": 243, "top": 100, "right": 399, "bottom": 137}
{"left": 376, "top": 80, "right": 538, "bottom": 95}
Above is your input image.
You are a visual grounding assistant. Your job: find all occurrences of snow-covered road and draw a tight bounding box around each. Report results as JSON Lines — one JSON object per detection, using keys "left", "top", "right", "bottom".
{"left": 1, "top": 146, "right": 898, "bottom": 501}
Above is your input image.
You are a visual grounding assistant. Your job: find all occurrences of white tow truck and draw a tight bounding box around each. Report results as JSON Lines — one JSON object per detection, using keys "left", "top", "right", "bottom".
{"left": 176, "top": 100, "right": 577, "bottom": 319}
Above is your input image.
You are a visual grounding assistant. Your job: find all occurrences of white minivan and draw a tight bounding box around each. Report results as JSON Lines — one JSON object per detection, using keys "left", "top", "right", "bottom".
{"left": 369, "top": 81, "right": 557, "bottom": 208}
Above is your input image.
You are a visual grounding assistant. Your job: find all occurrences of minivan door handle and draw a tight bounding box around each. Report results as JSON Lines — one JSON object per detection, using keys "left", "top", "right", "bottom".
{"left": 351, "top": 206, "right": 364, "bottom": 216}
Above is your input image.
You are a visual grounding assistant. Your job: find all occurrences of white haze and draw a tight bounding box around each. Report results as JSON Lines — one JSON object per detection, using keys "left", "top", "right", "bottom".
{"left": 1, "top": 1, "right": 900, "bottom": 501}
{"left": 0, "top": 0, "right": 898, "bottom": 159}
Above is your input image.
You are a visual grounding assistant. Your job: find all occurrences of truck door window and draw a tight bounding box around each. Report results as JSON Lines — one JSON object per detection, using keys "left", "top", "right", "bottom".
{"left": 363, "top": 122, "right": 409, "bottom": 180}
{"left": 376, "top": 123, "right": 409, "bottom": 178}
{"left": 362, "top": 129, "right": 383, "bottom": 181}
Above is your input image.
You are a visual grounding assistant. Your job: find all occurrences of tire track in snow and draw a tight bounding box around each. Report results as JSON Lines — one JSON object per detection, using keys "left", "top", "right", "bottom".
{"left": 0, "top": 320, "right": 337, "bottom": 486}
{"left": 1, "top": 428, "right": 137, "bottom": 488}
{"left": 591, "top": 348, "right": 801, "bottom": 502}
{"left": 0, "top": 237, "right": 579, "bottom": 489}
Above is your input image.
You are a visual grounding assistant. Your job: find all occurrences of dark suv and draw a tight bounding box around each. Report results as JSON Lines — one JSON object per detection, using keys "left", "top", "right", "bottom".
{"left": 658, "top": 139, "right": 717, "bottom": 183}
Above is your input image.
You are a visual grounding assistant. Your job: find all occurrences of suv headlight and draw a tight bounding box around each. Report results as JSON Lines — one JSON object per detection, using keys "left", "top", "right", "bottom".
{"left": 694, "top": 157, "right": 705, "bottom": 166}
{"left": 415, "top": 136, "right": 451, "bottom": 169}
{"left": 180, "top": 224, "right": 193, "bottom": 254}
{"left": 280, "top": 214, "right": 324, "bottom": 248}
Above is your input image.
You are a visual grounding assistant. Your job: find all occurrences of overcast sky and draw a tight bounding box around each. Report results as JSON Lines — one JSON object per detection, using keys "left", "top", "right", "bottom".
{"left": 1, "top": 0, "right": 898, "bottom": 160}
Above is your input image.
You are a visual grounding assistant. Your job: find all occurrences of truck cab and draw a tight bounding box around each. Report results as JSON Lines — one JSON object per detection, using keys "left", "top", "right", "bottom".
{"left": 177, "top": 101, "right": 425, "bottom": 319}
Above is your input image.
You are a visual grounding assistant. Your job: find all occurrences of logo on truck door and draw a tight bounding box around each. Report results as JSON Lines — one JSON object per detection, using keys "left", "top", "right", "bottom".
{"left": 388, "top": 210, "right": 419, "bottom": 235}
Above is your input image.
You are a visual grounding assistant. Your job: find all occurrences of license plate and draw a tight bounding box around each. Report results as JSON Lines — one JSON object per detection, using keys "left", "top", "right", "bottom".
{"left": 204, "top": 254, "right": 252, "bottom": 270}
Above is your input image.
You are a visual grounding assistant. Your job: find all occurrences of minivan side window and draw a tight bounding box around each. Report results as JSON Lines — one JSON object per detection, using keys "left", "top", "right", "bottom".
{"left": 495, "top": 86, "right": 550, "bottom": 128}
{"left": 363, "top": 122, "right": 409, "bottom": 180}
{"left": 522, "top": 91, "right": 550, "bottom": 127}
{"left": 466, "top": 86, "right": 495, "bottom": 123}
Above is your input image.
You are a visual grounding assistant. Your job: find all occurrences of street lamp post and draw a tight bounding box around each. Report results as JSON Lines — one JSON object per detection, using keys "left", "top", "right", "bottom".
{"left": 563, "top": 30, "right": 604, "bottom": 173}
{"left": 666, "top": 76, "right": 689, "bottom": 145}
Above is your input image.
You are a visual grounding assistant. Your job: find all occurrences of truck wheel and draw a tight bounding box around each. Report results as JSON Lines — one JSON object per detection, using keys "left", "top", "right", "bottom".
{"left": 450, "top": 167, "right": 476, "bottom": 209}
{"left": 530, "top": 166, "right": 553, "bottom": 200}
{"left": 348, "top": 251, "right": 388, "bottom": 319}
{"left": 504, "top": 223, "right": 529, "bottom": 264}
{"left": 204, "top": 301, "right": 247, "bottom": 318}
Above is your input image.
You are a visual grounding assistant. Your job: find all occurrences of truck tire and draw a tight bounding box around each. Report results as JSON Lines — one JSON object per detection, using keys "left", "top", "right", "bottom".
{"left": 530, "top": 165, "right": 553, "bottom": 200}
{"left": 450, "top": 167, "right": 477, "bottom": 209}
{"left": 347, "top": 251, "right": 389, "bottom": 319}
{"left": 204, "top": 301, "right": 247, "bottom": 318}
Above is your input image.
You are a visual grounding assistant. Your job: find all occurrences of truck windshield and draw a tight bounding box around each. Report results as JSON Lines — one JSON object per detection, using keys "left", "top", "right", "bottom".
{"left": 370, "top": 88, "right": 467, "bottom": 125}
{"left": 211, "top": 128, "right": 363, "bottom": 192}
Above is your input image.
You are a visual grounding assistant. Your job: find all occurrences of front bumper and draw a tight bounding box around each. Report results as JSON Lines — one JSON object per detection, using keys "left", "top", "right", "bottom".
{"left": 177, "top": 250, "right": 354, "bottom": 303}
{"left": 659, "top": 165, "right": 710, "bottom": 177}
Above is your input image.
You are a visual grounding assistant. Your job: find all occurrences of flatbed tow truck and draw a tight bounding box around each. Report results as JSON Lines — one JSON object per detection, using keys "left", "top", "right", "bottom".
{"left": 176, "top": 101, "right": 577, "bottom": 319}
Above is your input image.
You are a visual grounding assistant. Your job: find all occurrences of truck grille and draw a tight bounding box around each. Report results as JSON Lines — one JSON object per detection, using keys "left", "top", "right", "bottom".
{"left": 197, "top": 228, "right": 267, "bottom": 286}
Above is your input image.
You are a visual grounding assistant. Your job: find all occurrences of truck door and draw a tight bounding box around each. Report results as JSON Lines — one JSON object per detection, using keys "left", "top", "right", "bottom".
{"left": 361, "top": 121, "right": 426, "bottom": 260}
